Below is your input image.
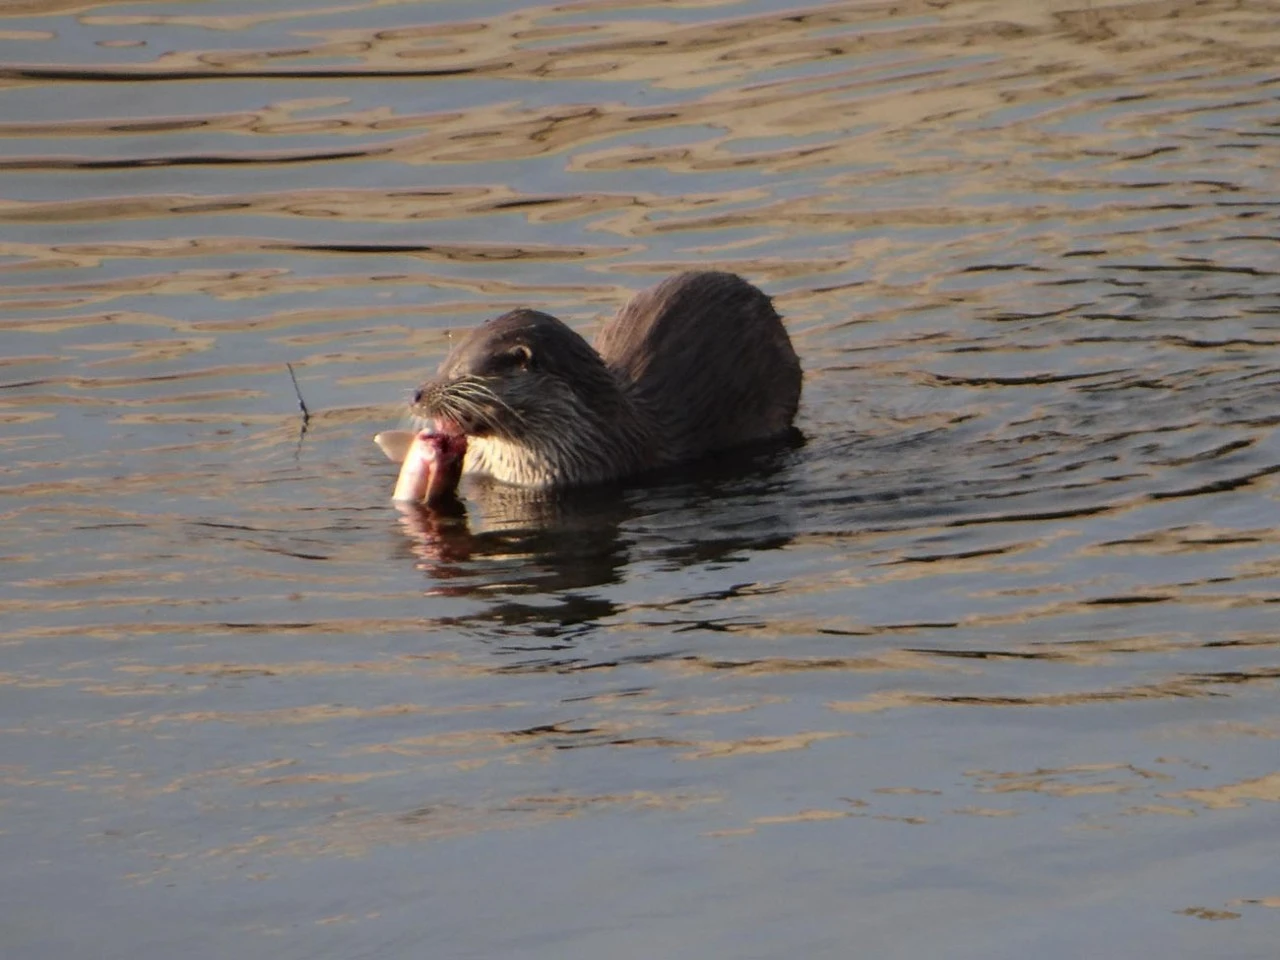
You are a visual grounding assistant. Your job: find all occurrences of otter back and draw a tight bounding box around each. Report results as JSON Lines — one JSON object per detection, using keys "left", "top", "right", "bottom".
{"left": 595, "top": 271, "right": 801, "bottom": 464}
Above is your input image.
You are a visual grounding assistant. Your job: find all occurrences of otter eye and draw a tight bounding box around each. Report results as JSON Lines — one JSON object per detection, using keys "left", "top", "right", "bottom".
{"left": 491, "top": 344, "right": 532, "bottom": 373}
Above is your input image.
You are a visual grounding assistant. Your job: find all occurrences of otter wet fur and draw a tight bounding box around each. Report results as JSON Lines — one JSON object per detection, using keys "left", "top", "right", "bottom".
{"left": 385, "top": 271, "right": 802, "bottom": 493}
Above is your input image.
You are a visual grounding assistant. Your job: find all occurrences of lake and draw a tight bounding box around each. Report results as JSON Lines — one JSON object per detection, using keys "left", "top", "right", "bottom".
{"left": 3, "top": 1, "right": 1280, "bottom": 958}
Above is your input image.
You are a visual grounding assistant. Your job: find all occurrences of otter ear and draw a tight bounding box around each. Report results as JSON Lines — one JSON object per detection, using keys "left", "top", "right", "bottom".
{"left": 494, "top": 343, "right": 533, "bottom": 372}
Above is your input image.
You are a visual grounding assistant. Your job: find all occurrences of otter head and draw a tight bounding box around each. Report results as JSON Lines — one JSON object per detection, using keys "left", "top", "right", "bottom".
{"left": 411, "top": 309, "right": 652, "bottom": 488}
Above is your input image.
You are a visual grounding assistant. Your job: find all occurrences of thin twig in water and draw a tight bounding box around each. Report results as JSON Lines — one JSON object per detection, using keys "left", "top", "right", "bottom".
{"left": 286, "top": 362, "right": 311, "bottom": 425}
{"left": 286, "top": 362, "right": 311, "bottom": 457}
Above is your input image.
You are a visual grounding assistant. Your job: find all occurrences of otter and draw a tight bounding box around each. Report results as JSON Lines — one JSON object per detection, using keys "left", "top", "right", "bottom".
{"left": 379, "top": 271, "right": 801, "bottom": 504}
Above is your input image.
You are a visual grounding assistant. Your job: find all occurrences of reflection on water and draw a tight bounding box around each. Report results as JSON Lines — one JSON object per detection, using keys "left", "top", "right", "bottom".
{"left": 3, "top": 1, "right": 1280, "bottom": 957}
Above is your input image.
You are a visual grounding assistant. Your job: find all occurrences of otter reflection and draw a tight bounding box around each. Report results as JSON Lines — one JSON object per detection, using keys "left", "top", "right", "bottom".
{"left": 390, "top": 437, "right": 803, "bottom": 600}
{"left": 378, "top": 272, "right": 801, "bottom": 505}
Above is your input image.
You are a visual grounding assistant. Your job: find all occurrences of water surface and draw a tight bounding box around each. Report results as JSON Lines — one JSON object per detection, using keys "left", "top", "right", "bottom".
{"left": 4, "top": 1, "right": 1280, "bottom": 958}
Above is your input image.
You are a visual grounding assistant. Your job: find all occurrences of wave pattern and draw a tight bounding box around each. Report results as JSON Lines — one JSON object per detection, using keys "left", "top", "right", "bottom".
{"left": 3, "top": 0, "right": 1280, "bottom": 956}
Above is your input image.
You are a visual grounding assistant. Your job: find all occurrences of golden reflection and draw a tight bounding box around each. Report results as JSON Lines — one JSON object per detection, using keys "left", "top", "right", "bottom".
{"left": 1175, "top": 907, "right": 1242, "bottom": 921}
{"left": 80, "top": 3, "right": 382, "bottom": 32}
{"left": 2, "top": 0, "right": 1268, "bottom": 246}
{"left": 670, "top": 651, "right": 949, "bottom": 674}
{"left": 42, "top": 0, "right": 1273, "bottom": 101}
{"left": 79, "top": 337, "right": 215, "bottom": 366}
{"left": 678, "top": 731, "right": 846, "bottom": 760}
{"left": 0, "top": 309, "right": 181, "bottom": 333}
{"left": 1088, "top": 523, "right": 1280, "bottom": 555}
{"left": 0, "top": 188, "right": 653, "bottom": 227}
{"left": 0, "top": 410, "right": 53, "bottom": 426}
{"left": 3, "top": 0, "right": 1280, "bottom": 910}
{"left": 1, "top": 0, "right": 130, "bottom": 16}
{"left": 972, "top": 763, "right": 1171, "bottom": 797}
{"left": 187, "top": 789, "right": 725, "bottom": 861}
{"left": 825, "top": 673, "right": 1239, "bottom": 712}
{"left": 752, "top": 809, "right": 850, "bottom": 825}
{"left": 953, "top": 806, "right": 1019, "bottom": 818}
{"left": 1171, "top": 772, "right": 1280, "bottom": 810}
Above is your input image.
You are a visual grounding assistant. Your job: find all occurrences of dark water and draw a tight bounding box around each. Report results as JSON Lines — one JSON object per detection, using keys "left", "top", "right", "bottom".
{"left": 4, "top": 1, "right": 1280, "bottom": 957}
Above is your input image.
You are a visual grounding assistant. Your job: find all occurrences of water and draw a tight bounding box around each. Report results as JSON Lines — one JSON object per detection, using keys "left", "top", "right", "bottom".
{"left": 3, "top": 1, "right": 1280, "bottom": 957}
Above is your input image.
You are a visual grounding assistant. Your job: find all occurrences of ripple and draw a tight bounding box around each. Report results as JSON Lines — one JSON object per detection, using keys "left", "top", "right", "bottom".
{"left": 4, "top": 1, "right": 1280, "bottom": 954}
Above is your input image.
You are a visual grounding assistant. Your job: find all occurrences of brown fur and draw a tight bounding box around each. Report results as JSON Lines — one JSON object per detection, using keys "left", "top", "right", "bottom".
{"left": 411, "top": 271, "right": 802, "bottom": 489}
